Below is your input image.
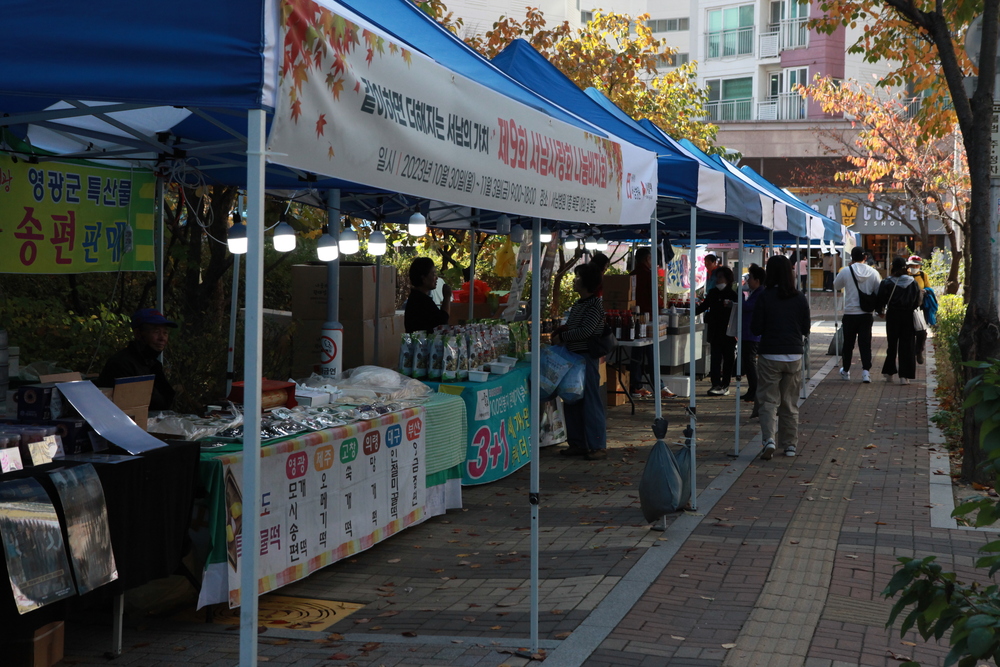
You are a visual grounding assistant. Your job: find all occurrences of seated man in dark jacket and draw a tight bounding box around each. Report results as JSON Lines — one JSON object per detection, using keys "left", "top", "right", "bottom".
{"left": 99, "top": 308, "right": 177, "bottom": 411}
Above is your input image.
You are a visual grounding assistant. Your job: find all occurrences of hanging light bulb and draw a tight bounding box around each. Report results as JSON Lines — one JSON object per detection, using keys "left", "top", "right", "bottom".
{"left": 496, "top": 214, "right": 511, "bottom": 235}
{"left": 339, "top": 227, "right": 360, "bottom": 255}
{"left": 317, "top": 233, "right": 339, "bottom": 262}
{"left": 227, "top": 211, "right": 247, "bottom": 255}
{"left": 408, "top": 211, "right": 427, "bottom": 237}
{"left": 597, "top": 237, "right": 609, "bottom": 252}
{"left": 272, "top": 214, "right": 296, "bottom": 253}
{"left": 510, "top": 224, "right": 524, "bottom": 244}
{"left": 564, "top": 237, "right": 578, "bottom": 251}
{"left": 584, "top": 236, "right": 599, "bottom": 251}
{"left": 368, "top": 230, "right": 387, "bottom": 256}
{"left": 539, "top": 226, "right": 553, "bottom": 244}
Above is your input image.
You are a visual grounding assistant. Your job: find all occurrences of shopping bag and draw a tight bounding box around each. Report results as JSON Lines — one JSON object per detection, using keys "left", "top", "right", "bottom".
{"left": 539, "top": 346, "right": 573, "bottom": 400}
{"left": 913, "top": 308, "right": 927, "bottom": 332}
{"left": 725, "top": 304, "right": 739, "bottom": 338}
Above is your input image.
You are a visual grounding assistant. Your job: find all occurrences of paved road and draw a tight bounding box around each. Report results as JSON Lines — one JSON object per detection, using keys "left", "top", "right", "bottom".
{"left": 56, "top": 306, "right": 994, "bottom": 667}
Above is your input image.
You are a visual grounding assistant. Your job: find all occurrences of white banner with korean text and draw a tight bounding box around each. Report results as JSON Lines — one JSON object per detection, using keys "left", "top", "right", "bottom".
{"left": 221, "top": 408, "right": 426, "bottom": 608}
{"left": 266, "top": 0, "right": 657, "bottom": 225}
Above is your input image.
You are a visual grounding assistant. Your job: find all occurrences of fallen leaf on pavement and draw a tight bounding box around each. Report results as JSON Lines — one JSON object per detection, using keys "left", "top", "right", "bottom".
{"left": 722, "top": 643, "right": 737, "bottom": 649}
{"left": 671, "top": 635, "right": 686, "bottom": 640}
{"left": 402, "top": 631, "right": 417, "bottom": 637}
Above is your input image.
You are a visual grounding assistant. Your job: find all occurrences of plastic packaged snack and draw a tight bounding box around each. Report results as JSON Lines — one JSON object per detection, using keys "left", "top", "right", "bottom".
{"left": 442, "top": 335, "right": 458, "bottom": 381}
{"left": 398, "top": 333, "right": 413, "bottom": 377}
{"left": 457, "top": 334, "right": 469, "bottom": 380}
{"left": 413, "top": 332, "right": 429, "bottom": 379}
{"left": 429, "top": 334, "right": 444, "bottom": 380}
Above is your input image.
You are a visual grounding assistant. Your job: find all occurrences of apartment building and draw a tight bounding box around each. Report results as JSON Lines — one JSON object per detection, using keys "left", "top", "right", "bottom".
{"left": 436, "top": 0, "right": 946, "bottom": 260}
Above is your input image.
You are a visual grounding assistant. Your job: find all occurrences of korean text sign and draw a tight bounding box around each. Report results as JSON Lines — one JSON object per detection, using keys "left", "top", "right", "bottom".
{"left": 0, "top": 152, "right": 155, "bottom": 274}
{"left": 220, "top": 408, "right": 426, "bottom": 608}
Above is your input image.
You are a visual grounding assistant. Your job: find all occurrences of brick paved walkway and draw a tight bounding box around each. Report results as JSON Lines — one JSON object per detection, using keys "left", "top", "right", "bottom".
{"left": 53, "top": 315, "right": 997, "bottom": 667}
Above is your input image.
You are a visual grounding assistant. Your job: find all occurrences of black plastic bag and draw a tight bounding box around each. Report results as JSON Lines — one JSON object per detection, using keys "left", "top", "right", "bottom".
{"left": 639, "top": 440, "right": 684, "bottom": 522}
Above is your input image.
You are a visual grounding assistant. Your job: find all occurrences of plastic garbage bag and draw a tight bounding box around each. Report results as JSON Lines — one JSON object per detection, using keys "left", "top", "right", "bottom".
{"left": 639, "top": 440, "right": 684, "bottom": 522}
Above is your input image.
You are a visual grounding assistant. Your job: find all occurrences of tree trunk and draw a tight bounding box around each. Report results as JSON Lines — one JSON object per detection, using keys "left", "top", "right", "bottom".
{"left": 945, "top": 225, "right": 961, "bottom": 295}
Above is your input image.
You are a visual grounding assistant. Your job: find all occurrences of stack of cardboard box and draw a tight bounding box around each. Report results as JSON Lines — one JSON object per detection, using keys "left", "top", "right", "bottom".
{"left": 291, "top": 263, "right": 402, "bottom": 377}
{"left": 602, "top": 275, "right": 635, "bottom": 312}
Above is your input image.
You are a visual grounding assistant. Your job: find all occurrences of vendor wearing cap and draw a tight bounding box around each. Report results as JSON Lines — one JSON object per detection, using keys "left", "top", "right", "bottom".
{"left": 98, "top": 308, "right": 178, "bottom": 410}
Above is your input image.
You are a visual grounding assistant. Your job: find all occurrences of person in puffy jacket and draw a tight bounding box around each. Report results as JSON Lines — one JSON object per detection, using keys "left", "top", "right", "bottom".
{"left": 876, "top": 256, "right": 923, "bottom": 385}
{"left": 696, "top": 265, "right": 737, "bottom": 396}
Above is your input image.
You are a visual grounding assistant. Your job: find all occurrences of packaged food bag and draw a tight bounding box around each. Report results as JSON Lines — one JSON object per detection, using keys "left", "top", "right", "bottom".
{"left": 398, "top": 333, "right": 413, "bottom": 376}
{"left": 457, "top": 335, "right": 469, "bottom": 380}
{"left": 413, "top": 332, "right": 429, "bottom": 379}
{"left": 442, "top": 335, "right": 459, "bottom": 381}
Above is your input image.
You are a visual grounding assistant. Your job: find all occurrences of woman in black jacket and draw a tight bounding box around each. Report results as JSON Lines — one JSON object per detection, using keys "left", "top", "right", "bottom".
{"left": 875, "top": 256, "right": 923, "bottom": 385}
{"left": 751, "top": 255, "right": 811, "bottom": 460}
{"left": 696, "top": 265, "right": 738, "bottom": 396}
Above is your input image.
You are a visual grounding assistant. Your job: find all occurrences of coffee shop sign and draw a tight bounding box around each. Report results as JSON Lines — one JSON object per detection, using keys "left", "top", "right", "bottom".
{"left": 798, "top": 194, "right": 948, "bottom": 234}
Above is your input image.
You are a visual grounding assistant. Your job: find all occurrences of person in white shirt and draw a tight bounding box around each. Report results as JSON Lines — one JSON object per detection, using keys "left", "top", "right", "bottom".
{"left": 832, "top": 247, "right": 882, "bottom": 382}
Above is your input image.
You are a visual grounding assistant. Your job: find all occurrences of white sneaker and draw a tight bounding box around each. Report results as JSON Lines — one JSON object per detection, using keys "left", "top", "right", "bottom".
{"left": 862, "top": 370, "right": 871, "bottom": 383}
{"left": 839, "top": 368, "right": 850, "bottom": 381}
{"left": 784, "top": 445, "right": 797, "bottom": 457}
{"left": 760, "top": 439, "right": 776, "bottom": 460}
{"left": 901, "top": 378, "right": 911, "bottom": 385}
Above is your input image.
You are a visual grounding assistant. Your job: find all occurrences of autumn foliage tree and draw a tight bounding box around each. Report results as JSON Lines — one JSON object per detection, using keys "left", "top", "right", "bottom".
{"left": 799, "top": 77, "right": 968, "bottom": 294}
{"left": 812, "top": 0, "right": 999, "bottom": 490}
{"left": 422, "top": 2, "right": 720, "bottom": 153}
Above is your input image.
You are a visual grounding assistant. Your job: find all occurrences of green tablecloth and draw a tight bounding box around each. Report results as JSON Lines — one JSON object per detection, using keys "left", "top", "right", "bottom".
{"left": 423, "top": 392, "right": 467, "bottom": 484}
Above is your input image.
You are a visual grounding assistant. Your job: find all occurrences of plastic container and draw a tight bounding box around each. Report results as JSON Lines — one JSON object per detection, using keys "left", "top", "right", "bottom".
{"left": 488, "top": 363, "right": 510, "bottom": 375}
{"left": 0, "top": 431, "right": 21, "bottom": 448}
{"left": 468, "top": 370, "right": 489, "bottom": 382}
{"left": 499, "top": 356, "right": 517, "bottom": 366}
{"left": 19, "top": 426, "right": 56, "bottom": 444}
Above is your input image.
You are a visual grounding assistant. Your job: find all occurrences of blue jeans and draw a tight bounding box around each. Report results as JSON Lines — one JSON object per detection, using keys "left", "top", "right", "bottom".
{"left": 564, "top": 354, "right": 607, "bottom": 451}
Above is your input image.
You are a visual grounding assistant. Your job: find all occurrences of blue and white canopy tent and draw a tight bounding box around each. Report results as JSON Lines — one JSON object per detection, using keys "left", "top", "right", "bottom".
{"left": 0, "top": 0, "right": 669, "bottom": 660}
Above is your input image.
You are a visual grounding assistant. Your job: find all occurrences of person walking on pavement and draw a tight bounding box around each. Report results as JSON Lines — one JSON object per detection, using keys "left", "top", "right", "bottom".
{"left": 697, "top": 265, "right": 738, "bottom": 396}
{"left": 906, "top": 255, "right": 930, "bottom": 364}
{"left": 752, "top": 255, "right": 811, "bottom": 460}
{"left": 876, "top": 256, "right": 923, "bottom": 385}
{"left": 741, "top": 264, "right": 766, "bottom": 419}
{"left": 833, "top": 247, "right": 880, "bottom": 383}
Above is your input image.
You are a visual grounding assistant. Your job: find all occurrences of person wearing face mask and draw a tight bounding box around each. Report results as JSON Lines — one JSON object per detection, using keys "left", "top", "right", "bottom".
{"left": 876, "top": 256, "right": 923, "bottom": 384}
{"left": 696, "top": 265, "right": 738, "bottom": 396}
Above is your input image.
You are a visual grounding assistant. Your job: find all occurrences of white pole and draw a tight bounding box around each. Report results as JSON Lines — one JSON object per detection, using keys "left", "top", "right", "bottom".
{"left": 469, "top": 211, "right": 478, "bottom": 323}
{"left": 529, "top": 217, "right": 541, "bottom": 651}
{"left": 733, "top": 221, "right": 743, "bottom": 457}
{"left": 651, "top": 213, "right": 662, "bottom": 420}
{"left": 226, "top": 253, "right": 240, "bottom": 397}
{"left": 321, "top": 190, "right": 343, "bottom": 379}
{"left": 239, "top": 108, "right": 266, "bottom": 667}
{"left": 687, "top": 206, "right": 698, "bottom": 510}
{"left": 155, "top": 176, "right": 165, "bottom": 313}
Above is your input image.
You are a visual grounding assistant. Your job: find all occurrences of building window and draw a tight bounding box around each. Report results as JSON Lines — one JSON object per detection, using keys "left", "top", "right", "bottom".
{"left": 706, "top": 5, "right": 755, "bottom": 59}
{"left": 758, "top": 67, "right": 807, "bottom": 120}
{"left": 646, "top": 18, "right": 690, "bottom": 33}
{"left": 705, "top": 77, "right": 753, "bottom": 120}
{"left": 581, "top": 10, "right": 593, "bottom": 24}
{"left": 656, "top": 52, "right": 690, "bottom": 67}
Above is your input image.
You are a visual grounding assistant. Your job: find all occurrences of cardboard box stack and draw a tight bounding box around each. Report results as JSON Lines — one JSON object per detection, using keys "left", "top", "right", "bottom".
{"left": 605, "top": 366, "right": 630, "bottom": 406}
{"left": 602, "top": 274, "right": 636, "bottom": 312}
{"left": 291, "top": 263, "right": 401, "bottom": 377}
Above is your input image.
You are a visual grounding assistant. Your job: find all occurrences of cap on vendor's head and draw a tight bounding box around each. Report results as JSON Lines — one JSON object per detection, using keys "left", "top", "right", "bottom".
{"left": 132, "top": 308, "right": 178, "bottom": 328}
{"left": 906, "top": 255, "right": 923, "bottom": 266}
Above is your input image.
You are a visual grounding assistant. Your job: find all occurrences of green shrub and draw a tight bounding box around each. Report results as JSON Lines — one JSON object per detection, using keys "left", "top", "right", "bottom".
{"left": 930, "top": 294, "right": 967, "bottom": 446}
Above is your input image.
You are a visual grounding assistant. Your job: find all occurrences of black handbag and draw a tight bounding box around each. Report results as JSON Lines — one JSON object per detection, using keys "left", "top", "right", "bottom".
{"left": 587, "top": 325, "right": 617, "bottom": 358}
{"left": 850, "top": 265, "right": 878, "bottom": 313}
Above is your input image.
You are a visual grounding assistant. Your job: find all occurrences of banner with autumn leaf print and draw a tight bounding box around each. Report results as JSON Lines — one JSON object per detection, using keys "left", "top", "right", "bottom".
{"left": 266, "top": 0, "right": 657, "bottom": 225}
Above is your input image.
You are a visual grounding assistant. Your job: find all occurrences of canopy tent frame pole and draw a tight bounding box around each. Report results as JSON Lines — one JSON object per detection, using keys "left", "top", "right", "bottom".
{"left": 322, "top": 190, "right": 343, "bottom": 379}
{"left": 805, "top": 234, "right": 812, "bottom": 382}
{"left": 687, "top": 206, "right": 698, "bottom": 511}
{"left": 529, "top": 217, "right": 542, "bottom": 652}
{"left": 374, "top": 251, "right": 382, "bottom": 364}
{"left": 155, "top": 176, "right": 165, "bottom": 314}
{"left": 469, "top": 210, "right": 478, "bottom": 323}
{"left": 798, "top": 236, "right": 807, "bottom": 400}
{"left": 733, "top": 221, "right": 743, "bottom": 457}
{"left": 239, "top": 107, "right": 266, "bottom": 667}
{"left": 226, "top": 253, "right": 241, "bottom": 397}
{"left": 651, "top": 212, "right": 667, "bottom": 530}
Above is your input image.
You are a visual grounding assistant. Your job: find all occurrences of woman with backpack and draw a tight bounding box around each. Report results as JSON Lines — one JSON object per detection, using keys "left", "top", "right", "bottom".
{"left": 876, "top": 256, "right": 923, "bottom": 385}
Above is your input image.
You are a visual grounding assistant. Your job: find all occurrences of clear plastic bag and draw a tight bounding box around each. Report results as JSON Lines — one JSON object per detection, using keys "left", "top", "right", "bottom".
{"left": 554, "top": 347, "right": 586, "bottom": 404}
{"left": 336, "top": 366, "right": 433, "bottom": 401}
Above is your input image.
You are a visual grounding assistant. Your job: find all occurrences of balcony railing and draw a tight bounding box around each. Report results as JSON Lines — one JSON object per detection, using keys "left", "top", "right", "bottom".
{"left": 901, "top": 96, "right": 922, "bottom": 119}
{"left": 758, "top": 18, "right": 809, "bottom": 57}
{"left": 704, "top": 97, "right": 754, "bottom": 121}
{"left": 705, "top": 26, "right": 755, "bottom": 59}
{"left": 757, "top": 93, "right": 806, "bottom": 120}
